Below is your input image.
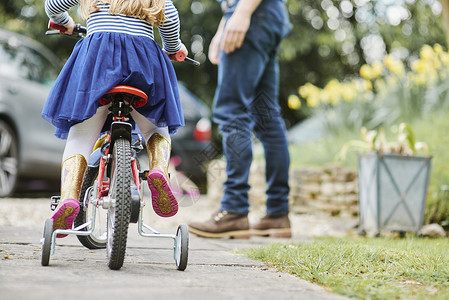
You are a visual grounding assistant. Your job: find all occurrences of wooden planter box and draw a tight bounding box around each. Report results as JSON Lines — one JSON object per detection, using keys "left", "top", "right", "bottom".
{"left": 357, "top": 152, "right": 432, "bottom": 235}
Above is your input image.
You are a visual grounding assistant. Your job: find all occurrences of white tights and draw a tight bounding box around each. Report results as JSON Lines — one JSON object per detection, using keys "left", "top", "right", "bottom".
{"left": 63, "top": 105, "right": 170, "bottom": 161}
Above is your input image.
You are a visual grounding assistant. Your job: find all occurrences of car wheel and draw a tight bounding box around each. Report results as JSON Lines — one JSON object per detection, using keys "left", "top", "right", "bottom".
{"left": 0, "top": 120, "right": 19, "bottom": 197}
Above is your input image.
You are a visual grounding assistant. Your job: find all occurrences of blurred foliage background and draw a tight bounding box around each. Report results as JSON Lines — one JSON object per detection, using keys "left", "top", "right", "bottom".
{"left": 1, "top": 0, "right": 448, "bottom": 129}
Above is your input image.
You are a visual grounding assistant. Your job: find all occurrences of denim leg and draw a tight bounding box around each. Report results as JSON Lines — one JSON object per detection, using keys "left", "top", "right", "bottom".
{"left": 254, "top": 116, "right": 290, "bottom": 216}
{"left": 213, "top": 43, "right": 267, "bottom": 215}
{"left": 218, "top": 123, "right": 253, "bottom": 214}
{"left": 253, "top": 55, "right": 290, "bottom": 216}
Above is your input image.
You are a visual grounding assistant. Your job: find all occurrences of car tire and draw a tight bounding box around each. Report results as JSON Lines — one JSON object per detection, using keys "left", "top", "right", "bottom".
{"left": 0, "top": 120, "right": 19, "bottom": 197}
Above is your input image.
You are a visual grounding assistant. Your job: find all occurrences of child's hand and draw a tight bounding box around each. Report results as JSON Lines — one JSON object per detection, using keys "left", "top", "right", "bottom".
{"left": 167, "top": 43, "right": 189, "bottom": 62}
{"left": 176, "top": 43, "right": 189, "bottom": 57}
{"left": 178, "top": 43, "right": 188, "bottom": 58}
{"left": 63, "top": 17, "right": 75, "bottom": 35}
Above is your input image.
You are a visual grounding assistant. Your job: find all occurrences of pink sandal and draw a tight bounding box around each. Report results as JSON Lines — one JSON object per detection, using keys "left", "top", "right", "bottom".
{"left": 147, "top": 170, "right": 178, "bottom": 217}
{"left": 50, "top": 198, "right": 80, "bottom": 238}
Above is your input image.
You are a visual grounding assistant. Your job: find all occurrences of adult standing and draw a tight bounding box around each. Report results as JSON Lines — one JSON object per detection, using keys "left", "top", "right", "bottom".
{"left": 188, "top": 0, "right": 292, "bottom": 238}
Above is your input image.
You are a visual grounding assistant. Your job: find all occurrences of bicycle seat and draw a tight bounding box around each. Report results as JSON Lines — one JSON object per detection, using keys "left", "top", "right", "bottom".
{"left": 99, "top": 85, "right": 148, "bottom": 108}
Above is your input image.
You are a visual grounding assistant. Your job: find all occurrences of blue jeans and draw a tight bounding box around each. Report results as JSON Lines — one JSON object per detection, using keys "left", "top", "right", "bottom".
{"left": 212, "top": 0, "right": 291, "bottom": 216}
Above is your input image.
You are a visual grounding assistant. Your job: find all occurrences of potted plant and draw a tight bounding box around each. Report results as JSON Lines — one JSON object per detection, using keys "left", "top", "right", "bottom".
{"left": 338, "top": 123, "right": 432, "bottom": 236}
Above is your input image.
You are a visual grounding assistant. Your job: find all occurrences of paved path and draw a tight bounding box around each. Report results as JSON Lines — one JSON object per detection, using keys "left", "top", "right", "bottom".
{"left": 0, "top": 197, "right": 351, "bottom": 300}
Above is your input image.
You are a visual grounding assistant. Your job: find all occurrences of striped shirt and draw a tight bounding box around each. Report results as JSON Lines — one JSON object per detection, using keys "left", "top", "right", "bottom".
{"left": 45, "top": 0, "right": 181, "bottom": 53}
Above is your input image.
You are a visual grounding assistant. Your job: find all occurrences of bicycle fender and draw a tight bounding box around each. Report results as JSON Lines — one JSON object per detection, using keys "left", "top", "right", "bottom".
{"left": 110, "top": 121, "right": 132, "bottom": 149}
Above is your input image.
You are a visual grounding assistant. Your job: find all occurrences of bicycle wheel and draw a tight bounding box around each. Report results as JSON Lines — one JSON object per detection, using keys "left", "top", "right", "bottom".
{"left": 107, "top": 138, "right": 132, "bottom": 270}
{"left": 174, "top": 224, "right": 189, "bottom": 271}
{"left": 75, "top": 166, "right": 107, "bottom": 249}
{"left": 41, "top": 218, "right": 53, "bottom": 266}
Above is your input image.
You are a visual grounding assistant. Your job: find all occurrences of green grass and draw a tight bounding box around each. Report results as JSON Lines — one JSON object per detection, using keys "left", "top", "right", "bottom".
{"left": 248, "top": 110, "right": 449, "bottom": 298}
{"left": 240, "top": 237, "right": 449, "bottom": 299}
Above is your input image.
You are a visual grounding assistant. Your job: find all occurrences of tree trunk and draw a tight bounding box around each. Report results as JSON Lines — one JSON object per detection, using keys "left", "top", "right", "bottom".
{"left": 441, "top": 0, "right": 449, "bottom": 47}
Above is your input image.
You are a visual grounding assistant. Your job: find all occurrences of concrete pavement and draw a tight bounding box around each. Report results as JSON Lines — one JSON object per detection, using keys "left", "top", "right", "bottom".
{"left": 0, "top": 196, "right": 351, "bottom": 300}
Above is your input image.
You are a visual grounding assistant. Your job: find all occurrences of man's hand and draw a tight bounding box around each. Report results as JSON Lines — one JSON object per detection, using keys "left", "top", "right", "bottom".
{"left": 220, "top": 11, "right": 251, "bottom": 54}
{"left": 208, "top": 34, "right": 221, "bottom": 65}
{"left": 220, "top": 0, "right": 261, "bottom": 54}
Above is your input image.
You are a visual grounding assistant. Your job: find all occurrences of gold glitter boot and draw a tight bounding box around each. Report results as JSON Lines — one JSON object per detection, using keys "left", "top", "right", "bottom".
{"left": 50, "top": 154, "right": 87, "bottom": 237}
{"left": 147, "top": 133, "right": 178, "bottom": 217}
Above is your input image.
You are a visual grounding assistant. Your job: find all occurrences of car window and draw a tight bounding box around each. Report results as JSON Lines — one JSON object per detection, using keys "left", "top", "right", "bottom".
{"left": 25, "top": 47, "right": 59, "bottom": 85}
{"left": 0, "top": 38, "right": 59, "bottom": 85}
{"left": 0, "top": 40, "right": 26, "bottom": 80}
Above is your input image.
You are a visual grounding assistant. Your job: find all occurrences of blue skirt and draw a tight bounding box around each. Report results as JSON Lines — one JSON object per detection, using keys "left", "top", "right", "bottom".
{"left": 42, "top": 32, "right": 184, "bottom": 139}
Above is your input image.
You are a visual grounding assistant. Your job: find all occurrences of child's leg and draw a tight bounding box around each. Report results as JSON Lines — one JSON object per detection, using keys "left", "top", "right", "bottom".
{"left": 51, "top": 105, "right": 109, "bottom": 237}
{"left": 130, "top": 110, "right": 178, "bottom": 217}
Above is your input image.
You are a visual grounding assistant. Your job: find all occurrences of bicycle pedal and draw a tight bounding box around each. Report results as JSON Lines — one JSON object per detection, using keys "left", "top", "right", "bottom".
{"left": 50, "top": 196, "right": 60, "bottom": 211}
{"left": 139, "top": 170, "right": 149, "bottom": 180}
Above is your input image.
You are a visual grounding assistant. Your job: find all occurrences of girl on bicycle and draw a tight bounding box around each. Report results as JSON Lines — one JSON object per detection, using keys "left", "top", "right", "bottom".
{"left": 43, "top": 0, "right": 187, "bottom": 237}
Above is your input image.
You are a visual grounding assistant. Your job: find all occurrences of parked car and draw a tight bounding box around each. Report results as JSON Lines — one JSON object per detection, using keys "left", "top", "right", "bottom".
{"left": 0, "top": 28, "right": 211, "bottom": 197}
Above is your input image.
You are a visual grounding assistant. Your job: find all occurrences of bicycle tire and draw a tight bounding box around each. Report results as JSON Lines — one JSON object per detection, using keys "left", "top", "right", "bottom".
{"left": 41, "top": 218, "right": 53, "bottom": 266}
{"left": 75, "top": 166, "right": 107, "bottom": 249}
{"left": 107, "top": 138, "right": 132, "bottom": 270}
{"left": 175, "top": 224, "right": 189, "bottom": 271}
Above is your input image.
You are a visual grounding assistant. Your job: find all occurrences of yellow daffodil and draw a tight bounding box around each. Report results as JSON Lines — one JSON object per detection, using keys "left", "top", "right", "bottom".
{"left": 384, "top": 55, "right": 405, "bottom": 76}
{"left": 360, "top": 62, "right": 383, "bottom": 80}
{"left": 420, "top": 44, "right": 434, "bottom": 61}
{"left": 363, "top": 79, "right": 373, "bottom": 91}
{"left": 306, "top": 95, "right": 320, "bottom": 108}
{"left": 287, "top": 94, "right": 301, "bottom": 110}
{"left": 324, "top": 79, "right": 341, "bottom": 105}
{"left": 409, "top": 73, "right": 427, "bottom": 86}
{"left": 342, "top": 84, "right": 357, "bottom": 102}
{"left": 433, "top": 43, "right": 443, "bottom": 55}
{"left": 440, "top": 52, "right": 449, "bottom": 66}
{"left": 360, "top": 64, "right": 373, "bottom": 80}
{"left": 298, "top": 83, "right": 319, "bottom": 98}
{"left": 411, "top": 60, "right": 428, "bottom": 73}
{"left": 371, "top": 61, "right": 383, "bottom": 78}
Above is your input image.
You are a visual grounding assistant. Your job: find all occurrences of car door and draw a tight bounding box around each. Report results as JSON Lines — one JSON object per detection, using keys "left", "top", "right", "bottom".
{"left": 0, "top": 35, "right": 64, "bottom": 179}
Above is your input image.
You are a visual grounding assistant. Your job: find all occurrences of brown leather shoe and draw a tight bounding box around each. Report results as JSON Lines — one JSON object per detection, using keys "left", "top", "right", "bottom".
{"left": 251, "top": 214, "right": 292, "bottom": 238}
{"left": 188, "top": 211, "right": 251, "bottom": 239}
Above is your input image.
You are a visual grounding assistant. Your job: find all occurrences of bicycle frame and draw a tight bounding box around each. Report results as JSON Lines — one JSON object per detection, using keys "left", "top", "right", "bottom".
{"left": 97, "top": 122, "right": 135, "bottom": 198}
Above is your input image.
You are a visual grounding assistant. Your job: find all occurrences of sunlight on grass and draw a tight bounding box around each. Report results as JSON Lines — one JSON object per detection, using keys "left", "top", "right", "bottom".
{"left": 240, "top": 237, "right": 449, "bottom": 299}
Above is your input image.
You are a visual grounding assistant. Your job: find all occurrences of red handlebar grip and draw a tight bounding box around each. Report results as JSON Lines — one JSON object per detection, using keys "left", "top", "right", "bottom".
{"left": 169, "top": 51, "right": 186, "bottom": 62}
{"left": 48, "top": 20, "right": 67, "bottom": 33}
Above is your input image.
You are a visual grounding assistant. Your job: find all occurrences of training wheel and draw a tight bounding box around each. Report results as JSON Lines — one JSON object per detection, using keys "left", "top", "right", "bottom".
{"left": 174, "top": 224, "right": 189, "bottom": 271}
{"left": 41, "top": 218, "right": 53, "bottom": 266}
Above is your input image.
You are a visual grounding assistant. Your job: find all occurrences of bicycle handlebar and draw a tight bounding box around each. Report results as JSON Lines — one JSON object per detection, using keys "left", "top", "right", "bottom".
{"left": 46, "top": 20, "right": 199, "bottom": 66}
{"left": 168, "top": 51, "right": 200, "bottom": 66}
{"left": 46, "top": 20, "right": 87, "bottom": 36}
